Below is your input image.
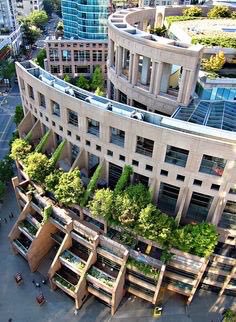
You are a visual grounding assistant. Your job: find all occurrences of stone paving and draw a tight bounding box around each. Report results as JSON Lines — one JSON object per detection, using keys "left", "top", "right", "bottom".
{"left": 0, "top": 185, "right": 235, "bottom": 322}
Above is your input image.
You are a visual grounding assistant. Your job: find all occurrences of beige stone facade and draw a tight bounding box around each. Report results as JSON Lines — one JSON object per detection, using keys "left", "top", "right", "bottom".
{"left": 45, "top": 38, "right": 108, "bottom": 79}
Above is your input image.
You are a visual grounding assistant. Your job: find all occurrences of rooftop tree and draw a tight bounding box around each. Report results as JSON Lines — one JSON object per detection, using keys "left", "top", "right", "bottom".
{"left": 54, "top": 169, "right": 85, "bottom": 206}
{"left": 25, "top": 152, "right": 51, "bottom": 183}
{"left": 88, "top": 188, "right": 114, "bottom": 221}
{"left": 138, "top": 204, "right": 176, "bottom": 246}
{"left": 35, "top": 130, "right": 51, "bottom": 153}
{"left": 35, "top": 49, "right": 46, "bottom": 69}
{"left": 76, "top": 75, "right": 90, "bottom": 90}
{"left": 201, "top": 51, "right": 225, "bottom": 73}
{"left": 10, "top": 138, "right": 32, "bottom": 162}
{"left": 45, "top": 169, "right": 63, "bottom": 193}
{"left": 114, "top": 165, "right": 133, "bottom": 195}
{"left": 114, "top": 183, "right": 151, "bottom": 227}
{"left": 81, "top": 164, "right": 102, "bottom": 207}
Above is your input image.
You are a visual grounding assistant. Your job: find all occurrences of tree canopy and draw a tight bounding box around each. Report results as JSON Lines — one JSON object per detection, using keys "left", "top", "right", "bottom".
{"left": 90, "top": 66, "right": 104, "bottom": 91}
{"left": 88, "top": 188, "right": 114, "bottom": 221}
{"left": 201, "top": 51, "right": 225, "bottom": 73}
{"left": 0, "top": 155, "right": 14, "bottom": 183}
{"left": 25, "top": 152, "right": 51, "bottom": 183}
{"left": 76, "top": 75, "right": 90, "bottom": 90}
{"left": 0, "top": 60, "right": 15, "bottom": 80}
{"left": 10, "top": 138, "right": 32, "bottom": 162}
{"left": 14, "top": 105, "right": 24, "bottom": 126}
{"left": 43, "top": 0, "right": 54, "bottom": 17}
{"left": 35, "top": 49, "right": 46, "bottom": 69}
{"left": 54, "top": 169, "right": 85, "bottom": 206}
{"left": 27, "top": 10, "right": 49, "bottom": 28}
{"left": 183, "top": 7, "right": 202, "bottom": 17}
{"left": 208, "top": 5, "right": 231, "bottom": 18}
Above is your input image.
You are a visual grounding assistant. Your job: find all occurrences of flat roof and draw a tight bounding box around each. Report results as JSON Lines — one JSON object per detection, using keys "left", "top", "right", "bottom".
{"left": 173, "top": 100, "right": 236, "bottom": 131}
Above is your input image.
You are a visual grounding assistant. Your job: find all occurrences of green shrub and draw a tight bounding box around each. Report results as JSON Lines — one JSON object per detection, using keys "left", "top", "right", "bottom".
{"left": 49, "top": 139, "right": 66, "bottom": 168}
{"left": 192, "top": 35, "right": 236, "bottom": 48}
{"left": 183, "top": 7, "right": 202, "bottom": 17}
{"left": 35, "top": 130, "right": 51, "bottom": 153}
{"left": 114, "top": 165, "right": 133, "bottom": 195}
{"left": 10, "top": 138, "right": 32, "bottom": 162}
{"left": 127, "top": 258, "right": 159, "bottom": 281}
{"left": 81, "top": 164, "right": 102, "bottom": 207}
{"left": 208, "top": 5, "right": 231, "bottom": 18}
{"left": 42, "top": 205, "right": 52, "bottom": 223}
{"left": 45, "top": 169, "right": 63, "bottom": 193}
{"left": 165, "top": 16, "right": 202, "bottom": 27}
{"left": 231, "top": 11, "right": 236, "bottom": 19}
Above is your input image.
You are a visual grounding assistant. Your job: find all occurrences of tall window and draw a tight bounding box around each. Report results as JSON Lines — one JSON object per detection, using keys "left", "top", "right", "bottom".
{"left": 110, "top": 127, "right": 125, "bottom": 147}
{"left": 136, "top": 136, "right": 154, "bottom": 157}
{"left": 68, "top": 109, "right": 78, "bottom": 127}
{"left": 28, "top": 85, "right": 34, "bottom": 99}
{"left": 199, "top": 154, "right": 226, "bottom": 176}
{"left": 87, "top": 118, "right": 99, "bottom": 137}
{"left": 51, "top": 101, "right": 60, "bottom": 117}
{"left": 218, "top": 201, "right": 236, "bottom": 230}
{"left": 165, "top": 145, "right": 189, "bottom": 167}
{"left": 157, "top": 182, "right": 180, "bottom": 215}
{"left": 39, "top": 93, "right": 46, "bottom": 108}
{"left": 186, "top": 192, "right": 213, "bottom": 222}
{"left": 62, "top": 50, "right": 71, "bottom": 61}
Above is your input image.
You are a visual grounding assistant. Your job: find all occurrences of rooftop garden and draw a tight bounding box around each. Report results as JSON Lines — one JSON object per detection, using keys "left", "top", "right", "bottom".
{"left": 87, "top": 266, "right": 115, "bottom": 288}
{"left": 166, "top": 6, "right": 236, "bottom": 48}
{"left": 10, "top": 137, "right": 219, "bottom": 259}
{"left": 126, "top": 258, "right": 159, "bottom": 281}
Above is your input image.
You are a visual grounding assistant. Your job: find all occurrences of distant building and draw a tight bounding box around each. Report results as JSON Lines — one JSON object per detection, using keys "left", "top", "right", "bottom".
{"left": 16, "top": 0, "right": 44, "bottom": 17}
{"left": 0, "top": 0, "right": 21, "bottom": 55}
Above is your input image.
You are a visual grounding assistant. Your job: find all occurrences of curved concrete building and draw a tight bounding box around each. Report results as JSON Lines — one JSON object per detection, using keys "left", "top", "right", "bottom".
{"left": 107, "top": 8, "right": 203, "bottom": 115}
{"left": 13, "top": 7, "right": 236, "bottom": 309}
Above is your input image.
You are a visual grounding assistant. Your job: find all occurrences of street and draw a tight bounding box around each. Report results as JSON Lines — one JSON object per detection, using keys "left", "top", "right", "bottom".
{"left": 0, "top": 83, "right": 21, "bottom": 159}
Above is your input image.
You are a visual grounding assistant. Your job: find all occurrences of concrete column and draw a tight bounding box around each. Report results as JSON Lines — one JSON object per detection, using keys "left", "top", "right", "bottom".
{"left": 116, "top": 46, "right": 123, "bottom": 76}
{"left": 160, "top": 63, "right": 172, "bottom": 93}
{"left": 131, "top": 53, "right": 139, "bottom": 86}
{"left": 108, "top": 38, "right": 114, "bottom": 67}
{"left": 122, "top": 48, "right": 127, "bottom": 69}
{"left": 154, "top": 62, "right": 163, "bottom": 96}
{"left": 177, "top": 68, "right": 188, "bottom": 103}
{"left": 208, "top": 196, "right": 226, "bottom": 225}
{"left": 140, "top": 56, "right": 151, "bottom": 85}
{"left": 115, "top": 46, "right": 119, "bottom": 74}
{"left": 149, "top": 61, "right": 156, "bottom": 94}
{"left": 128, "top": 53, "right": 134, "bottom": 83}
{"left": 107, "top": 79, "right": 111, "bottom": 99}
{"left": 182, "top": 70, "right": 195, "bottom": 105}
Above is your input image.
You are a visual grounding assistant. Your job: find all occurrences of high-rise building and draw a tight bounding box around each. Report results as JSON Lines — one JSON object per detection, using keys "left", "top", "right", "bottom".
{"left": 0, "top": 0, "right": 21, "bottom": 55}
{"left": 61, "top": 0, "right": 111, "bottom": 40}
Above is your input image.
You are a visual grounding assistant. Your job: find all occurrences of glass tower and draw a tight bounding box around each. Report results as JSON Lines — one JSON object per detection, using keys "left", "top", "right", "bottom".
{"left": 62, "top": 0, "right": 111, "bottom": 40}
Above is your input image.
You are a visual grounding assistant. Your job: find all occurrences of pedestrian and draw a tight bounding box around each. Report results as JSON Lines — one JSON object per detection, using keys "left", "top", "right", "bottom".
{"left": 8, "top": 318, "right": 12, "bottom": 322}
{"left": 11, "top": 212, "right": 14, "bottom": 218}
{"left": 32, "top": 279, "right": 35, "bottom": 285}
{"left": 4, "top": 218, "right": 7, "bottom": 224}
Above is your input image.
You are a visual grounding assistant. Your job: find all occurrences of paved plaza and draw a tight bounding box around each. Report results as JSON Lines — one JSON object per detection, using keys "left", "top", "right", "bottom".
{"left": 0, "top": 186, "right": 235, "bottom": 322}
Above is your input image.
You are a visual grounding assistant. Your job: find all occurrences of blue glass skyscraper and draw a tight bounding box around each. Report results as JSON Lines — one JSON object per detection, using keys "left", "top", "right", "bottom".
{"left": 62, "top": 0, "right": 111, "bottom": 40}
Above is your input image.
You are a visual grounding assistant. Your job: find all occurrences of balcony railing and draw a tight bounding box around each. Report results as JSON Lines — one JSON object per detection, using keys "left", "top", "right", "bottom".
{"left": 53, "top": 273, "right": 76, "bottom": 292}
{"left": 60, "top": 250, "right": 86, "bottom": 273}
{"left": 87, "top": 267, "right": 115, "bottom": 289}
{"left": 13, "top": 239, "right": 29, "bottom": 255}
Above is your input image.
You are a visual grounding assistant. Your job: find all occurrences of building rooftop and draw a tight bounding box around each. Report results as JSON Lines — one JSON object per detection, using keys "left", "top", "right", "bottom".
{"left": 169, "top": 18, "right": 236, "bottom": 44}
{"left": 173, "top": 100, "right": 236, "bottom": 131}
{"left": 17, "top": 61, "right": 236, "bottom": 142}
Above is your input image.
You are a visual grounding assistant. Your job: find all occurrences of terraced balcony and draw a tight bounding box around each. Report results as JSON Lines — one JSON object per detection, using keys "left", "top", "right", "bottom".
{"left": 18, "top": 218, "right": 39, "bottom": 240}
{"left": 13, "top": 233, "right": 32, "bottom": 258}
{"left": 53, "top": 266, "right": 79, "bottom": 298}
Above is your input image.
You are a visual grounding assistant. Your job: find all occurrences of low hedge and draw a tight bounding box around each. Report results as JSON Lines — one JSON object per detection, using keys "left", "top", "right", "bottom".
{"left": 191, "top": 35, "right": 236, "bottom": 48}
{"left": 165, "top": 16, "right": 203, "bottom": 27}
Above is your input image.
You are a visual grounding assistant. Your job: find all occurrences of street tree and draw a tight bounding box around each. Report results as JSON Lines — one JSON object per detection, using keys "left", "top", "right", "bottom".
{"left": 90, "top": 66, "right": 104, "bottom": 91}
{"left": 0, "top": 155, "right": 14, "bottom": 183}
{"left": 35, "top": 49, "right": 47, "bottom": 68}
{"left": 0, "top": 60, "right": 15, "bottom": 81}
{"left": 0, "top": 181, "right": 5, "bottom": 201}
{"left": 76, "top": 75, "right": 90, "bottom": 90}
{"left": 14, "top": 105, "right": 24, "bottom": 126}
{"left": 21, "top": 21, "right": 41, "bottom": 45}
{"left": 28, "top": 10, "right": 49, "bottom": 29}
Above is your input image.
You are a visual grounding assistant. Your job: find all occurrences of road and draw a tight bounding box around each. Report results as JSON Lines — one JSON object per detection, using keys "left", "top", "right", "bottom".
{"left": 0, "top": 83, "right": 21, "bottom": 160}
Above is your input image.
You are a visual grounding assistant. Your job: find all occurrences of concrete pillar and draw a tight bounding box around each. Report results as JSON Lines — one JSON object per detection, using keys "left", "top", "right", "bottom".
{"left": 128, "top": 53, "right": 134, "bottom": 83}
{"left": 177, "top": 68, "right": 188, "bottom": 103}
{"left": 140, "top": 56, "right": 151, "bottom": 85}
{"left": 160, "top": 63, "right": 172, "bottom": 93}
{"left": 122, "top": 48, "right": 127, "bottom": 69}
{"left": 116, "top": 46, "right": 123, "bottom": 76}
{"left": 108, "top": 39, "right": 114, "bottom": 67}
{"left": 182, "top": 70, "right": 195, "bottom": 105}
{"left": 131, "top": 54, "right": 139, "bottom": 86}
{"left": 149, "top": 61, "right": 157, "bottom": 94}
{"left": 107, "top": 79, "right": 111, "bottom": 99}
{"left": 154, "top": 62, "right": 163, "bottom": 96}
